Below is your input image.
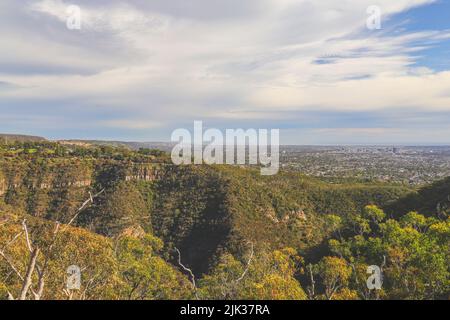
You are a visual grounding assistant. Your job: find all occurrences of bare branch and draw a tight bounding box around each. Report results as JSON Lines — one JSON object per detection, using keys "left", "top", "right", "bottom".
{"left": 380, "top": 255, "right": 386, "bottom": 271}
{"left": 33, "top": 265, "right": 45, "bottom": 300}
{"left": 22, "top": 220, "right": 33, "bottom": 252}
{"left": 0, "top": 250, "right": 24, "bottom": 281}
{"left": 19, "top": 248, "right": 39, "bottom": 300}
{"left": 175, "top": 247, "right": 199, "bottom": 299}
{"left": 235, "top": 241, "right": 254, "bottom": 283}
{"left": 2, "top": 231, "right": 23, "bottom": 251}
{"left": 307, "top": 264, "right": 316, "bottom": 300}
{"left": 53, "top": 222, "right": 60, "bottom": 234}
{"left": 30, "top": 191, "right": 103, "bottom": 300}
{"left": 1, "top": 190, "right": 103, "bottom": 300}
{"left": 62, "top": 288, "right": 74, "bottom": 301}
{"left": 328, "top": 284, "right": 342, "bottom": 300}
{"left": 7, "top": 291, "right": 14, "bottom": 300}
{"left": 65, "top": 189, "right": 104, "bottom": 228}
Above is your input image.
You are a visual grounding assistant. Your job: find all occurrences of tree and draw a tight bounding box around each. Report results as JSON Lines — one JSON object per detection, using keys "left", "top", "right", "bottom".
{"left": 116, "top": 233, "right": 192, "bottom": 300}
{"left": 0, "top": 190, "right": 111, "bottom": 300}
{"left": 315, "top": 256, "right": 353, "bottom": 300}
{"left": 199, "top": 247, "right": 307, "bottom": 300}
{"left": 363, "top": 205, "right": 386, "bottom": 224}
{"left": 89, "top": 182, "right": 150, "bottom": 237}
{"left": 325, "top": 206, "right": 449, "bottom": 300}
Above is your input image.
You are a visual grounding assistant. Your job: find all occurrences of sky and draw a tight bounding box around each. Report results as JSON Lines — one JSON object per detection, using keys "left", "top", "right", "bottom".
{"left": 0, "top": 0, "right": 449, "bottom": 144}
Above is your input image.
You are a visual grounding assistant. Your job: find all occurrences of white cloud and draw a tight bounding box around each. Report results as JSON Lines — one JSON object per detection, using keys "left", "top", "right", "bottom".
{"left": 0, "top": 0, "right": 448, "bottom": 142}
{"left": 99, "top": 119, "right": 163, "bottom": 130}
{"left": 30, "top": 0, "right": 170, "bottom": 35}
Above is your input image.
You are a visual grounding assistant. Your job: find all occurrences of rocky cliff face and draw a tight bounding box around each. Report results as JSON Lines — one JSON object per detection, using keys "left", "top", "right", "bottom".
{"left": 0, "top": 160, "right": 163, "bottom": 188}
{"left": 0, "top": 157, "right": 414, "bottom": 277}
{"left": 0, "top": 159, "right": 164, "bottom": 217}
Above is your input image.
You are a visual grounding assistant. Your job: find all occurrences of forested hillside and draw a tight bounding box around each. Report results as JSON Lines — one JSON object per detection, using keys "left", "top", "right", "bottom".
{"left": 386, "top": 177, "right": 450, "bottom": 219}
{"left": 0, "top": 134, "right": 46, "bottom": 143}
{"left": 0, "top": 141, "right": 448, "bottom": 300}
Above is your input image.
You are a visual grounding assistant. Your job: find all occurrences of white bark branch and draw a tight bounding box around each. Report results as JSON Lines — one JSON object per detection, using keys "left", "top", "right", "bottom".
{"left": 0, "top": 250, "right": 24, "bottom": 281}
{"left": 1, "top": 189, "right": 104, "bottom": 300}
{"left": 235, "top": 241, "right": 254, "bottom": 283}
{"left": 175, "top": 247, "right": 199, "bottom": 299}
{"left": 22, "top": 220, "right": 33, "bottom": 252}
{"left": 307, "top": 264, "right": 316, "bottom": 300}
{"left": 19, "top": 248, "right": 39, "bottom": 300}
{"left": 65, "top": 189, "right": 104, "bottom": 228}
{"left": 7, "top": 291, "right": 15, "bottom": 300}
{"left": 2, "top": 231, "right": 23, "bottom": 251}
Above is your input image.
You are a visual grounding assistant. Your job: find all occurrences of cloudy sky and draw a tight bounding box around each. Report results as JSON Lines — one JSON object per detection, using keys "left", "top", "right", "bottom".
{"left": 0, "top": 0, "right": 449, "bottom": 144}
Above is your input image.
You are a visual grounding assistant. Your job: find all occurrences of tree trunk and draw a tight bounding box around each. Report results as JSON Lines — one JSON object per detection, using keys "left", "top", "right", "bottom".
{"left": 19, "top": 248, "right": 39, "bottom": 300}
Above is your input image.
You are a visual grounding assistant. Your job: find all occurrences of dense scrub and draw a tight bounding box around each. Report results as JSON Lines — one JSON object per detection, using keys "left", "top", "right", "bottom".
{"left": 0, "top": 141, "right": 448, "bottom": 300}
{"left": 0, "top": 203, "right": 192, "bottom": 300}
{"left": 385, "top": 176, "right": 450, "bottom": 219}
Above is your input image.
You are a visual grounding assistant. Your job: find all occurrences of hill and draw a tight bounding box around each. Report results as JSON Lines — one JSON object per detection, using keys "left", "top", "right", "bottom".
{"left": 0, "top": 141, "right": 448, "bottom": 300}
{"left": 0, "top": 134, "right": 46, "bottom": 143}
{"left": 0, "top": 143, "right": 413, "bottom": 274}
{"left": 58, "top": 139, "right": 175, "bottom": 152}
{"left": 386, "top": 177, "right": 450, "bottom": 218}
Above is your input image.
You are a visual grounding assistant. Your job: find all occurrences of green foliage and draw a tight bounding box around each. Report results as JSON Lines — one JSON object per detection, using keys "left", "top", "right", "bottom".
{"left": 0, "top": 214, "right": 121, "bottom": 300}
{"left": 320, "top": 206, "right": 449, "bottom": 300}
{"left": 363, "top": 205, "right": 386, "bottom": 223}
{"left": 1, "top": 143, "right": 448, "bottom": 300}
{"left": 86, "top": 181, "right": 150, "bottom": 237}
{"left": 0, "top": 212, "right": 191, "bottom": 300}
{"left": 313, "top": 256, "right": 353, "bottom": 300}
{"left": 116, "top": 233, "right": 192, "bottom": 300}
{"left": 387, "top": 176, "right": 450, "bottom": 218}
{"left": 199, "top": 247, "right": 307, "bottom": 300}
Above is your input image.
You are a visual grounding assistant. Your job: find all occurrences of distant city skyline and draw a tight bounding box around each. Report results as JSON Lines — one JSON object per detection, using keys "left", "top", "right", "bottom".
{"left": 3, "top": 133, "right": 450, "bottom": 147}
{"left": 1, "top": 0, "right": 450, "bottom": 144}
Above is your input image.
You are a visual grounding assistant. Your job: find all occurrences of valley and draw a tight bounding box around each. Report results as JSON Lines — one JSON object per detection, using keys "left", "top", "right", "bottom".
{"left": 0, "top": 139, "right": 448, "bottom": 300}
